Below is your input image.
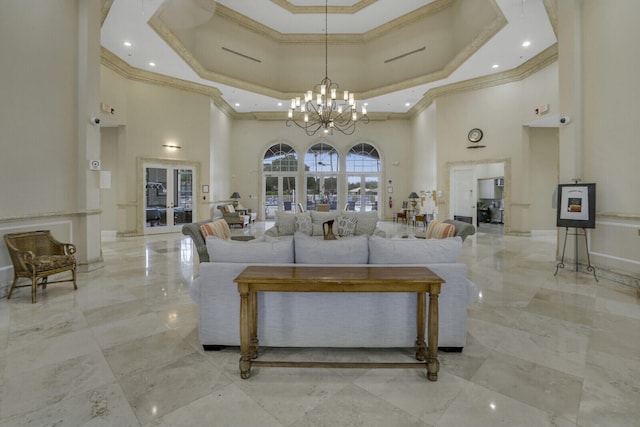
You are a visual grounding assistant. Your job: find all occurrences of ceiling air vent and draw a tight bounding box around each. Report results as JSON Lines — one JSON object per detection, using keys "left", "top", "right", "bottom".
{"left": 221, "top": 47, "right": 262, "bottom": 63}
{"left": 384, "top": 46, "right": 426, "bottom": 64}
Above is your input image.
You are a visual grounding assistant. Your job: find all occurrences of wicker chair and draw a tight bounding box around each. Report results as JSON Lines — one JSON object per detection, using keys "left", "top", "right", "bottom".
{"left": 3, "top": 230, "right": 77, "bottom": 303}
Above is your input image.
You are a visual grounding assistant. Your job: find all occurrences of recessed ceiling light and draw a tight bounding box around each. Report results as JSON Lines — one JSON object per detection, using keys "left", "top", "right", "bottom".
{"left": 492, "top": 64, "right": 499, "bottom": 69}
{"left": 405, "top": 102, "right": 411, "bottom": 107}
{"left": 149, "top": 62, "right": 156, "bottom": 67}
{"left": 522, "top": 40, "right": 531, "bottom": 47}
{"left": 235, "top": 103, "right": 240, "bottom": 107}
{"left": 277, "top": 102, "right": 283, "bottom": 107}
{"left": 123, "top": 41, "right": 132, "bottom": 47}
{"left": 364, "top": 102, "right": 369, "bottom": 106}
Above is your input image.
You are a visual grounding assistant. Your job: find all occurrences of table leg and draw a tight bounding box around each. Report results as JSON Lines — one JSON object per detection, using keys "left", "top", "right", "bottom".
{"left": 238, "top": 285, "right": 252, "bottom": 379}
{"left": 426, "top": 289, "right": 440, "bottom": 381}
{"left": 415, "top": 292, "right": 426, "bottom": 362}
{"left": 250, "top": 290, "right": 259, "bottom": 359}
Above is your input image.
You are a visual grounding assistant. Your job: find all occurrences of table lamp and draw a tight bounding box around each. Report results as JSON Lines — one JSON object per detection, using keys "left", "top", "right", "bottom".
{"left": 408, "top": 192, "right": 419, "bottom": 210}
{"left": 230, "top": 192, "right": 241, "bottom": 208}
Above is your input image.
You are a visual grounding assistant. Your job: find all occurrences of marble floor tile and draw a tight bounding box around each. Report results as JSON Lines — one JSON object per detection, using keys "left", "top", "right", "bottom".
{"left": 470, "top": 350, "right": 582, "bottom": 422}
{"left": 144, "top": 383, "right": 284, "bottom": 427}
{"left": 435, "top": 382, "right": 568, "bottom": 427}
{"left": 577, "top": 349, "right": 640, "bottom": 427}
{"left": 118, "top": 351, "right": 231, "bottom": 425}
{"left": 102, "top": 330, "right": 198, "bottom": 379}
{"left": 0, "top": 381, "right": 139, "bottom": 427}
{"left": 0, "top": 351, "right": 116, "bottom": 419}
{"left": 0, "top": 222, "right": 637, "bottom": 426}
{"left": 293, "top": 384, "right": 429, "bottom": 427}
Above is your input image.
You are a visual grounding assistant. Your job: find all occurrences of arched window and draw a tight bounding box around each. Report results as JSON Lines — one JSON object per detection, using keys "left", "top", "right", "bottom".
{"left": 346, "top": 142, "right": 380, "bottom": 213}
{"left": 263, "top": 143, "right": 298, "bottom": 172}
{"left": 305, "top": 143, "right": 339, "bottom": 211}
{"left": 263, "top": 143, "right": 298, "bottom": 219}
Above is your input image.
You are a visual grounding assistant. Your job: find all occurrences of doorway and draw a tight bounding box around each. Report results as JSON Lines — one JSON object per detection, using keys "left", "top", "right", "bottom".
{"left": 142, "top": 161, "right": 197, "bottom": 234}
{"left": 448, "top": 159, "right": 509, "bottom": 234}
{"left": 264, "top": 174, "right": 298, "bottom": 219}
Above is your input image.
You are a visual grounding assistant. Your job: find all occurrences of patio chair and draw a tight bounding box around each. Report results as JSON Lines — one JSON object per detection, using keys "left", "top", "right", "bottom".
{"left": 3, "top": 230, "right": 77, "bottom": 303}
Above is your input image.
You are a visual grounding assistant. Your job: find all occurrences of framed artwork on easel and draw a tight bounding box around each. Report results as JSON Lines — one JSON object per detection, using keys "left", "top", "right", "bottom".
{"left": 556, "top": 183, "right": 596, "bottom": 229}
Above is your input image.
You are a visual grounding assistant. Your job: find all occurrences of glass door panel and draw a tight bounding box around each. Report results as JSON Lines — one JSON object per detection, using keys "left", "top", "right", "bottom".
{"left": 144, "top": 163, "right": 195, "bottom": 234}
{"left": 347, "top": 175, "right": 379, "bottom": 213}
{"left": 264, "top": 175, "right": 297, "bottom": 219}
{"left": 306, "top": 175, "right": 337, "bottom": 211}
{"left": 365, "top": 176, "right": 379, "bottom": 211}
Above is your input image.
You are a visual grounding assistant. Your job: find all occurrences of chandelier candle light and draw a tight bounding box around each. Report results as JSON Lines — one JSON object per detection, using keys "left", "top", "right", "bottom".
{"left": 286, "top": 0, "right": 369, "bottom": 136}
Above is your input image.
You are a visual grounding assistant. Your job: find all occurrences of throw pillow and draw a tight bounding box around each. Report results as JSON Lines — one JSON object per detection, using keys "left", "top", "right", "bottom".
{"left": 223, "top": 204, "right": 235, "bottom": 213}
{"left": 206, "top": 236, "right": 294, "bottom": 263}
{"left": 275, "top": 211, "right": 297, "bottom": 235}
{"left": 295, "top": 211, "right": 313, "bottom": 235}
{"left": 199, "top": 220, "right": 231, "bottom": 240}
{"left": 426, "top": 220, "right": 456, "bottom": 239}
{"left": 294, "top": 232, "right": 369, "bottom": 264}
{"left": 336, "top": 215, "right": 358, "bottom": 237}
{"left": 368, "top": 235, "right": 462, "bottom": 264}
{"left": 341, "top": 211, "right": 378, "bottom": 235}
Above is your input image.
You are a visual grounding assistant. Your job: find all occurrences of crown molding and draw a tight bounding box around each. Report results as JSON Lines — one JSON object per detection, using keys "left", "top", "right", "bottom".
{"left": 411, "top": 43, "right": 558, "bottom": 116}
{"left": 270, "top": 0, "right": 378, "bottom": 15}
{"left": 100, "top": 48, "right": 237, "bottom": 118}
{"left": 100, "top": 42, "right": 558, "bottom": 122}
{"left": 101, "top": 0, "right": 114, "bottom": 26}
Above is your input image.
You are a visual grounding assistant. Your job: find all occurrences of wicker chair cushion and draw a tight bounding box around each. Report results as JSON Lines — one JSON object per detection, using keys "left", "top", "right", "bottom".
{"left": 33, "top": 255, "right": 75, "bottom": 270}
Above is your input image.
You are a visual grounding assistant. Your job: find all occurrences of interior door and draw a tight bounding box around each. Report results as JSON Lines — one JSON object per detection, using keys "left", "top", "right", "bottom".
{"left": 144, "top": 164, "right": 195, "bottom": 234}
{"left": 451, "top": 168, "right": 476, "bottom": 225}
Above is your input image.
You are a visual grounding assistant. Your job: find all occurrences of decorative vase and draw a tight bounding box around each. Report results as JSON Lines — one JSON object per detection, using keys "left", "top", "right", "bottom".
{"left": 322, "top": 220, "right": 337, "bottom": 240}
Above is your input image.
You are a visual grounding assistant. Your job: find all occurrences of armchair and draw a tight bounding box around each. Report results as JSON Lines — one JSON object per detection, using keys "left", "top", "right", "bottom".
{"left": 3, "top": 230, "right": 77, "bottom": 303}
{"left": 217, "top": 204, "right": 250, "bottom": 228}
{"left": 182, "top": 219, "right": 255, "bottom": 262}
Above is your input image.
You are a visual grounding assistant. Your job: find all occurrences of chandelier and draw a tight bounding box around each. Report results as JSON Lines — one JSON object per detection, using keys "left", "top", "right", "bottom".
{"left": 286, "top": 0, "right": 369, "bottom": 136}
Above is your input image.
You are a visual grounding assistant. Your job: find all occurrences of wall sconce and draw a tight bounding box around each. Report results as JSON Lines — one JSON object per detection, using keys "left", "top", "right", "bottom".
{"left": 162, "top": 144, "right": 181, "bottom": 150}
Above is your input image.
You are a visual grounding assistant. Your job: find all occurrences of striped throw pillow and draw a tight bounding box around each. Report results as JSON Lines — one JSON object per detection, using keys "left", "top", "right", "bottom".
{"left": 426, "top": 220, "right": 456, "bottom": 239}
{"left": 200, "top": 219, "right": 231, "bottom": 240}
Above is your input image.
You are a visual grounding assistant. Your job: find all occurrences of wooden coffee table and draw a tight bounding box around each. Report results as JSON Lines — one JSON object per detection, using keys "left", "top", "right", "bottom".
{"left": 234, "top": 265, "right": 445, "bottom": 381}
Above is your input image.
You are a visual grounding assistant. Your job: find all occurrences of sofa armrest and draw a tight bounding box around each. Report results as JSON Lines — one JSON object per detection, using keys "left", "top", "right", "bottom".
{"left": 182, "top": 220, "right": 212, "bottom": 263}
{"left": 443, "top": 219, "right": 476, "bottom": 241}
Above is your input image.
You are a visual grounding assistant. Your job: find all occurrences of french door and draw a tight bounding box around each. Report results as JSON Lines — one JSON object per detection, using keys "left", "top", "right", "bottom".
{"left": 347, "top": 175, "right": 379, "bottom": 213}
{"left": 264, "top": 174, "right": 297, "bottom": 220}
{"left": 143, "top": 162, "right": 196, "bottom": 234}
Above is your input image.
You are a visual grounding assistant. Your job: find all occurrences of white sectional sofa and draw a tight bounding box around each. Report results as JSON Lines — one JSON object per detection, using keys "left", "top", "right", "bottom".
{"left": 190, "top": 228, "right": 478, "bottom": 352}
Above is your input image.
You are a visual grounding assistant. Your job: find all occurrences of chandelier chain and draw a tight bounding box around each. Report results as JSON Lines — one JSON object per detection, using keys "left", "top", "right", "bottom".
{"left": 285, "top": 0, "right": 369, "bottom": 136}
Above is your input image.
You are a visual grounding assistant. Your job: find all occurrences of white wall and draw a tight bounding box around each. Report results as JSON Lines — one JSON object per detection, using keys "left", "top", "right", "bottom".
{"left": 411, "top": 103, "right": 438, "bottom": 194}
{"left": 557, "top": 0, "right": 640, "bottom": 284}
{"left": 433, "top": 62, "right": 559, "bottom": 234}
{"left": 528, "top": 127, "right": 559, "bottom": 230}
{"left": 0, "top": 0, "right": 103, "bottom": 285}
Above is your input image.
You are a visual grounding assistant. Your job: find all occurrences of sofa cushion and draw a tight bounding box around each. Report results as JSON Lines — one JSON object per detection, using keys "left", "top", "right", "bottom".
{"left": 199, "top": 219, "right": 231, "bottom": 240}
{"left": 295, "top": 211, "right": 313, "bottom": 235}
{"left": 368, "top": 235, "right": 462, "bottom": 264}
{"left": 206, "top": 235, "right": 294, "bottom": 263}
{"left": 294, "top": 232, "right": 369, "bottom": 264}
{"left": 336, "top": 215, "right": 358, "bottom": 237}
{"left": 426, "top": 220, "right": 456, "bottom": 239}
{"left": 275, "top": 211, "right": 297, "bottom": 235}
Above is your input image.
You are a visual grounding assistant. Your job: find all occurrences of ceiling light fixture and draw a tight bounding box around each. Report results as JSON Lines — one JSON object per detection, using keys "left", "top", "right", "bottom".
{"left": 162, "top": 144, "right": 181, "bottom": 150}
{"left": 149, "top": 61, "right": 156, "bottom": 67}
{"left": 123, "top": 41, "right": 132, "bottom": 47}
{"left": 522, "top": 40, "right": 531, "bottom": 47}
{"left": 492, "top": 64, "right": 499, "bottom": 69}
{"left": 286, "top": 0, "right": 368, "bottom": 136}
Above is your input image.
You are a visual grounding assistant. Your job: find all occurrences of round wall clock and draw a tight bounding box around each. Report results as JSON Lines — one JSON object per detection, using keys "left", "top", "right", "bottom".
{"left": 468, "top": 128, "right": 483, "bottom": 143}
